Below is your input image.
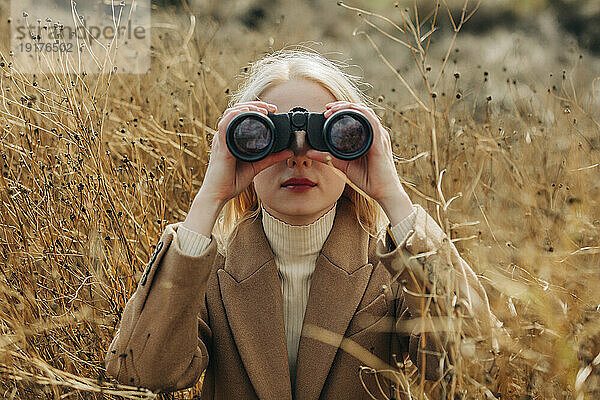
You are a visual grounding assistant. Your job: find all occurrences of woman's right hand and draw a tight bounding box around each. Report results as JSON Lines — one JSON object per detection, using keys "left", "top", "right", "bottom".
{"left": 198, "top": 101, "right": 294, "bottom": 204}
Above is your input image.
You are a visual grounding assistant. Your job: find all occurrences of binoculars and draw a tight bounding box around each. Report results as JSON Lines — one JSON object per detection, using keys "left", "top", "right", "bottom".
{"left": 225, "top": 106, "right": 373, "bottom": 162}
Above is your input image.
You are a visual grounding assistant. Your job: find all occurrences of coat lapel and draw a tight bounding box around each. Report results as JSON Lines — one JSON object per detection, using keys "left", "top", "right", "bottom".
{"left": 217, "top": 212, "right": 293, "bottom": 400}
{"left": 293, "top": 196, "right": 373, "bottom": 400}
{"left": 218, "top": 195, "right": 373, "bottom": 400}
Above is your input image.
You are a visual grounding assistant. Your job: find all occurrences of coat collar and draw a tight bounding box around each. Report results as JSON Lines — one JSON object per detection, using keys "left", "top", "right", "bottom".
{"left": 217, "top": 195, "right": 374, "bottom": 400}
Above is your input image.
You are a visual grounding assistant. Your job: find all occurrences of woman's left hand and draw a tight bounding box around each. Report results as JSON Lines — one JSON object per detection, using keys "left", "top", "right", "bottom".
{"left": 306, "top": 101, "right": 412, "bottom": 216}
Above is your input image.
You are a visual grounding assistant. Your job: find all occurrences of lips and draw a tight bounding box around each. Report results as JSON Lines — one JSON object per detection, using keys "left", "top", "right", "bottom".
{"left": 281, "top": 178, "right": 317, "bottom": 187}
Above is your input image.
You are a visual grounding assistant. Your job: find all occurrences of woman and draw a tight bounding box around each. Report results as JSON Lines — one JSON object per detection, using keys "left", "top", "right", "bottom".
{"left": 104, "top": 48, "right": 494, "bottom": 399}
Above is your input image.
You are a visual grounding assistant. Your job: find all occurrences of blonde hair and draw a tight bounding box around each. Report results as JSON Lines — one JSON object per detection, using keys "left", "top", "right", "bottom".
{"left": 211, "top": 45, "right": 391, "bottom": 255}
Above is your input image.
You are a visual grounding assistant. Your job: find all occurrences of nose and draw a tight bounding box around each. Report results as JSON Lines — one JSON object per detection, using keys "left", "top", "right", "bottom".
{"left": 286, "top": 130, "right": 312, "bottom": 167}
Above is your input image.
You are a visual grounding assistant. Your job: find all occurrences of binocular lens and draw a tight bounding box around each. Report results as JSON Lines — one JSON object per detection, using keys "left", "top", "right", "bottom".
{"left": 327, "top": 115, "right": 369, "bottom": 155}
{"left": 232, "top": 117, "right": 272, "bottom": 156}
{"left": 226, "top": 108, "right": 372, "bottom": 162}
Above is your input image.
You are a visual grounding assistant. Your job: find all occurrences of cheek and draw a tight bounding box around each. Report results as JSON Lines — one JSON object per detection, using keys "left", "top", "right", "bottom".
{"left": 252, "top": 174, "right": 266, "bottom": 193}
{"left": 320, "top": 168, "right": 347, "bottom": 189}
{"left": 253, "top": 167, "right": 278, "bottom": 193}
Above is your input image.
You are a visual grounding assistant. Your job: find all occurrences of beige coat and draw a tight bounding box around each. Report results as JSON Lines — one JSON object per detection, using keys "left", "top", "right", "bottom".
{"left": 104, "top": 195, "right": 489, "bottom": 398}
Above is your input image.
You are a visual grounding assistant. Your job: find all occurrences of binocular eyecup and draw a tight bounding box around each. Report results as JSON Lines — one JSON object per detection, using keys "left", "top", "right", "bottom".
{"left": 225, "top": 107, "right": 373, "bottom": 162}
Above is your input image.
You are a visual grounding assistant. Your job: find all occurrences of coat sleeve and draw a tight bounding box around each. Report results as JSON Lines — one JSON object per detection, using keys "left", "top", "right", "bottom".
{"left": 104, "top": 221, "right": 222, "bottom": 393}
{"left": 375, "top": 204, "right": 494, "bottom": 381}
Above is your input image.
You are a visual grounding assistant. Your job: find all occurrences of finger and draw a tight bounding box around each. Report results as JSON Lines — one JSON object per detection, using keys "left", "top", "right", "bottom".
{"left": 305, "top": 149, "right": 349, "bottom": 174}
{"left": 222, "top": 104, "right": 268, "bottom": 122}
{"left": 218, "top": 105, "right": 268, "bottom": 131}
{"left": 325, "top": 100, "right": 348, "bottom": 108}
{"left": 217, "top": 108, "right": 244, "bottom": 131}
{"left": 324, "top": 103, "right": 359, "bottom": 118}
{"left": 251, "top": 150, "right": 294, "bottom": 175}
{"left": 233, "top": 104, "right": 269, "bottom": 115}
{"left": 325, "top": 103, "right": 380, "bottom": 124}
{"left": 220, "top": 106, "right": 248, "bottom": 122}
{"left": 217, "top": 109, "right": 237, "bottom": 130}
{"left": 239, "top": 101, "right": 278, "bottom": 112}
{"left": 324, "top": 102, "right": 370, "bottom": 119}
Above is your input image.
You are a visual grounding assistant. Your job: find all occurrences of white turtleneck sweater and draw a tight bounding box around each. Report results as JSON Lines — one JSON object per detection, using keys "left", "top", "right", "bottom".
{"left": 175, "top": 201, "right": 416, "bottom": 384}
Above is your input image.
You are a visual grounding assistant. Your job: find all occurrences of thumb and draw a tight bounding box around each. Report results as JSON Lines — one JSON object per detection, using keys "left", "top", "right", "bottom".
{"left": 252, "top": 150, "right": 294, "bottom": 175}
{"left": 306, "top": 149, "right": 348, "bottom": 173}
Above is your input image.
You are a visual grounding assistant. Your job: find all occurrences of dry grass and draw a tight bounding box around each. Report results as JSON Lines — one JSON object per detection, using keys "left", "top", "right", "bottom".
{"left": 0, "top": 0, "right": 599, "bottom": 399}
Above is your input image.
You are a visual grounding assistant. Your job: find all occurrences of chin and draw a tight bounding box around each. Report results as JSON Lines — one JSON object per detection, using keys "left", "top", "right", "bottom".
{"left": 276, "top": 204, "right": 317, "bottom": 215}
{"left": 270, "top": 201, "right": 322, "bottom": 215}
